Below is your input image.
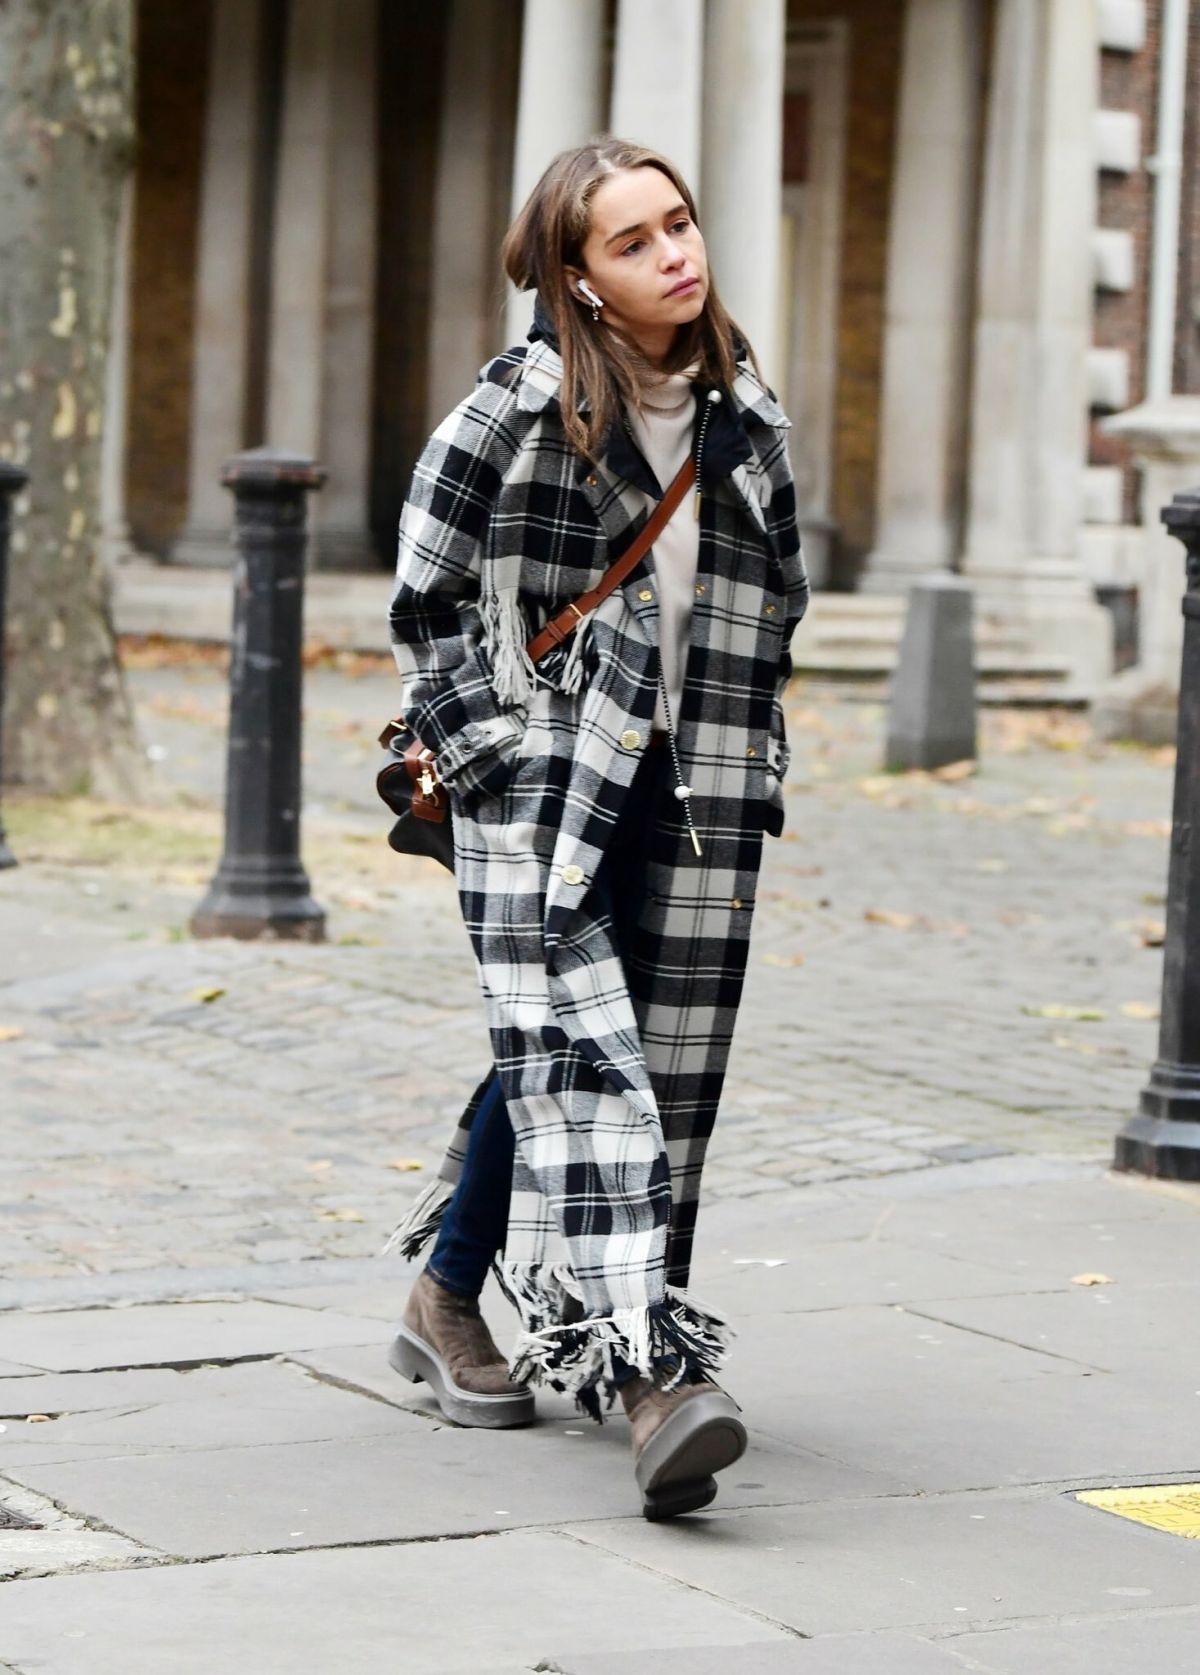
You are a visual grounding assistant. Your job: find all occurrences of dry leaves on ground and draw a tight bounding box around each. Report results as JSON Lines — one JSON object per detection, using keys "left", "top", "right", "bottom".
{"left": 762, "top": 951, "right": 806, "bottom": 967}
{"left": 1021, "top": 1003, "right": 1106, "bottom": 1021}
{"left": 0, "top": 1025, "right": 26, "bottom": 1043}
{"left": 385, "top": 1158, "right": 425, "bottom": 1172}
{"left": 1071, "top": 1273, "right": 1113, "bottom": 1286}
{"left": 1120, "top": 1001, "right": 1160, "bottom": 1021}
{"left": 315, "top": 1207, "right": 365, "bottom": 1223}
{"left": 191, "top": 985, "right": 225, "bottom": 1004}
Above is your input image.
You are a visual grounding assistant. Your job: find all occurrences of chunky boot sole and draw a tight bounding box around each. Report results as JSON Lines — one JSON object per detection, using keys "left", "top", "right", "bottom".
{"left": 634, "top": 1390, "right": 747, "bottom": 1521}
{"left": 388, "top": 1323, "right": 535, "bottom": 1429}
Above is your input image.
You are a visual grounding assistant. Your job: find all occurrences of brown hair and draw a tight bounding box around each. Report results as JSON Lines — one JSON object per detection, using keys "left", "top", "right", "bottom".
{"left": 501, "top": 135, "right": 758, "bottom": 461}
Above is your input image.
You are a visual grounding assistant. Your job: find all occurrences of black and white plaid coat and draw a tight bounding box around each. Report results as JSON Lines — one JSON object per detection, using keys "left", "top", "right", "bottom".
{"left": 388, "top": 306, "right": 808, "bottom": 1411}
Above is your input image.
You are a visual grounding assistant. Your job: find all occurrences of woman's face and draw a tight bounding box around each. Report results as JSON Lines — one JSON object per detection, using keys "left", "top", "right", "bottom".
{"left": 568, "top": 166, "right": 708, "bottom": 362}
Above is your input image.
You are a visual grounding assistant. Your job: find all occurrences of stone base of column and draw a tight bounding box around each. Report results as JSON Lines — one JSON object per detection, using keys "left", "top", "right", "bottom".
{"left": 1091, "top": 667, "right": 1179, "bottom": 746}
{"left": 962, "top": 566, "right": 1114, "bottom": 697}
{"left": 308, "top": 526, "right": 379, "bottom": 573}
{"left": 172, "top": 524, "right": 235, "bottom": 568}
{"left": 860, "top": 555, "right": 953, "bottom": 596}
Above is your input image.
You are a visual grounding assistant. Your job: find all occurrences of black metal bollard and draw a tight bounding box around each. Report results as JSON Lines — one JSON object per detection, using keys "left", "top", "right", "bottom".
{"left": 0, "top": 462, "right": 30, "bottom": 871}
{"left": 191, "top": 448, "right": 327, "bottom": 941}
{"left": 1114, "top": 485, "right": 1200, "bottom": 1177}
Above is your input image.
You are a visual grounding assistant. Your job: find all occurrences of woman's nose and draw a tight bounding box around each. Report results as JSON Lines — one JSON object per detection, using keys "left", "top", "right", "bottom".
{"left": 660, "top": 237, "right": 685, "bottom": 268}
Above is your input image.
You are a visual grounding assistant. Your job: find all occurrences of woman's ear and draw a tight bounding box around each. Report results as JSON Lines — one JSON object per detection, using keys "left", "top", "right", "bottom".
{"left": 564, "top": 267, "right": 598, "bottom": 309}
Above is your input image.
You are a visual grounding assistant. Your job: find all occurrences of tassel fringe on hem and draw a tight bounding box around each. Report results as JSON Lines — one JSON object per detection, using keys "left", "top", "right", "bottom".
{"left": 381, "top": 1177, "right": 454, "bottom": 1259}
{"left": 497, "top": 1260, "right": 735, "bottom": 1423}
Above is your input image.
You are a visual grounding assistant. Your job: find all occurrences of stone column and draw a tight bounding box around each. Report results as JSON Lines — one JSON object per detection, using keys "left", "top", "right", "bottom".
{"left": 428, "top": 0, "right": 521, "bottom": 430}
{"left": 505, "top": 0, "right": 606, "bottom": 345}
{"left": 100, "top": 174, "right": 135, "bottom": 568}
{"left": 960, "top": 0, "right": 1112, "bottom": 690}
{"left": 611, "top": 0, "right": 704, "bottom": 186}
{"left": 265, "top": 0, "right": 377, "bottom": 570}
{"left": 173, "top": 0, "right": 265, "bottom": 567}
{"left": 701, "top": 0, "right": 785, "bottom": 385}
{"left": 1093, "top": 398, "right": 1200, "bottom": 743}
{"left": 862, "top": 0, "right": 984, "bottom": 593}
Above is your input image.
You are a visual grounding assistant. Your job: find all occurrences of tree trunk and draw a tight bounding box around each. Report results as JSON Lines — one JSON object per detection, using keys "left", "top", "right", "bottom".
{"left": 0, "top": 0, "right": 141, "bottom": 796}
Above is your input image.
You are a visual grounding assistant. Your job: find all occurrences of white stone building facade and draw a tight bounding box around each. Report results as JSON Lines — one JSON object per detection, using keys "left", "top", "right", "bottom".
{"left": 116, "top": 0, "right": 1200, "bottom": 699}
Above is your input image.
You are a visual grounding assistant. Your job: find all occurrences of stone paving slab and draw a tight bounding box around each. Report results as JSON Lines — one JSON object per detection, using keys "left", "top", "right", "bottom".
{"left": 950, "top": 1609, "right": 1200, "bottom": 1672}
{"left": 554, "top": 1636, "right": 979, "bottom": 1674}
{"left": 0, "top": 1359, "right": 407, "bottom": 1468}
{"left": 686, "top": 1236, "right": 1043, "bottom": 1317}
{"left": 904, "top": 1279, "right": 1200, "bottom": 1382}
{"left": 0, "top": 1528, "right": 793, "bottom": 1673}
{"left": 569, "top": 1488, "right": 1200, "bottom": 1638}
{"left": 0, "top": 1301, "right": 378, "bottom": 1373}
{"left": 753, "top": 1363, "right": 1200, "bottom": 1495}
{"left": 0, "top": 1478, "right": 153, "bottom": 1583}
{"left": 4, "top": 1413, "right": 908, "bottom": 1561}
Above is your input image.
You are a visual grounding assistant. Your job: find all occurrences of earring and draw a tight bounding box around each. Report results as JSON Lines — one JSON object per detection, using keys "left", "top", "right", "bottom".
{"left": 578, "top": 282, "right": 603, "bottom": 323}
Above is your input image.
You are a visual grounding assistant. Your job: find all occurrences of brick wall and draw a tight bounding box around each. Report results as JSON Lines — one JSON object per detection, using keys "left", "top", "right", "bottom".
{"left": 1177, "top": 2, "right": 1200, "bottom": 394}
{"left": 126, "top": 1, "right": 210, "bottom": 556}
{"left": 788, "top": 0, "right": 903, "bottom": 588}
{"left": 1090, "top": 1, "right": 1159, "bottom": 522}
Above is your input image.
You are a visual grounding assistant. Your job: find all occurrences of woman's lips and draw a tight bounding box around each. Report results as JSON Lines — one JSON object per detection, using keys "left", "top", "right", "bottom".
{"left": 666, "top": 277, "right": 700, "bottom": 298}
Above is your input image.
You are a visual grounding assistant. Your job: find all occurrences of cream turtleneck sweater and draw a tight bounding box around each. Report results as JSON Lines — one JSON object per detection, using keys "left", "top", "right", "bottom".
{"left": 624, "top": 369, "right": 699, "bottom": 731}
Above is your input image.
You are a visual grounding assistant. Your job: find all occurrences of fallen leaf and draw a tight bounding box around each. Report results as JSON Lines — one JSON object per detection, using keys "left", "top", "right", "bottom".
{"left": 1053, "top": 1033, "right": 1101, "bottom": 1057}
{"left": 0, "top": 1026, "right": 26, "bottom": 1043}
{"left": 1021, "top": 1004, "right": 1106, "bottom": 1022}
{"left": 385, "top": 1158, "right": 425, "bottom": 1172}
{"left": 1123, "top": 820, "right": 1171, "bottom": 838}
{"left": 865, "top": 909, "right": 917, "bottom": 931}
{"left": 1071, "top": 1273, "right": 1113, "bottom": 1287}
{"left": 25, "top": 1414, "right": 52, "bottom": 1424}
{"left": 931, "top": 759, "right": 977, "bottom": 783}
{"left": 762, "top": 951, "right": 805, "bottom": 967}
{"left": 1120, "top": 1001, "right": 1160, "bottom": 1021}
{"left": 315, "top": 1207, "right": 365, "bottom": 1223}
{"left": 1136, "top": 920, "right": 1166, "bottom": 948}
{"left": 191, "top": 985, "right": 225, "bottom": 1004}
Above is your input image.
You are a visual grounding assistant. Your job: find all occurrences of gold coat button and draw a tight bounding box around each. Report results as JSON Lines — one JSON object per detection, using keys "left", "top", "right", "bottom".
{"left": 620, "top": 729, "right": 641, "bottom": 750}
{"left": 765, "top": 603, "right": 777, "bottom": 615}
{"left": 695, "top": 583, "right": 706, "bottom": 595}
{"left": 562, "top": 863, "right": 585, "bottom": 885}
{"left": 731, "top": 898, "right": 743, "bottom": 909}
{"left": 746, "top": 746, "right": 757, "bottom": 758}
{"left": 638, "top": 587, "right": 653, "bottom": 601}
{"left": 586, "top": 473, "right": 598, "bottom": 486}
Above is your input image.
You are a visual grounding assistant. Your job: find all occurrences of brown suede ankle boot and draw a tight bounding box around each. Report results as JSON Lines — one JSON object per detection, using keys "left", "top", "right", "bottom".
{"left": 388, "top": 1270, "right": 534, "bottom": 1428}
{"left": 619, "top": 1369, "right": 747, "bottom": 1521}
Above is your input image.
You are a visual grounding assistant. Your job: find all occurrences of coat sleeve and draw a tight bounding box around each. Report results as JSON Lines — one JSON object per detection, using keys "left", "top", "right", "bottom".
{"left": 761, "top": 439, "right": 809, "bottom": 835}
{"left": 389, "top": 380, "right": 528, "bottom": 790}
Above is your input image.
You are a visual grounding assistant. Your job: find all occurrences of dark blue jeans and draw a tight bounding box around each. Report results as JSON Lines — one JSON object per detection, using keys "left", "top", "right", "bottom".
{"left": 426, "top": 747, "right": 670, "bottom": 1383}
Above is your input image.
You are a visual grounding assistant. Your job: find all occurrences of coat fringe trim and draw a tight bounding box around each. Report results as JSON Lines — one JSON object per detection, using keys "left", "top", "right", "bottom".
{"left": 480, "top": 586, "right": 537, "bottom": 707}
{"left": 381, "top": 1177, "right": 454, "bottom": 1259}
{"left": 557, "top": 611, "right": 594, "bottom": 696}
{"left": 497, "top": 1260, "right": 735, "bottom": 1423}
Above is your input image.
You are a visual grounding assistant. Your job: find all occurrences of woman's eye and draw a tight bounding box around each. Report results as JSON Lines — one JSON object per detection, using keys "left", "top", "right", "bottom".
{"left": 671, "top": 219, "right": 691, "bottom": 233}
{"left": 621, "top": 240, "right": 644, "bottom": 256}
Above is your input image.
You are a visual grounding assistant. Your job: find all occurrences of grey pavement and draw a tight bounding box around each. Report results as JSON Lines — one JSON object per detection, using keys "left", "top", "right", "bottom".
{"left": 2, "top": 655, "right": 1199, "bottom": 1670}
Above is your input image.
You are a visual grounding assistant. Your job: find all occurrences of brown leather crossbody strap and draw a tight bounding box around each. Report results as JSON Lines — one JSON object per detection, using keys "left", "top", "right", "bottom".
{"left": 525, "top": 455, "right": 695, "bottom": 664}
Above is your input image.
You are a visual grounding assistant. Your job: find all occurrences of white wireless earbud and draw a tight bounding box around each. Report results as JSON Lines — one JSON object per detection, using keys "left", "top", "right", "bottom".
{"left": 577, "top": 281, "right": 604, "bottom": 309}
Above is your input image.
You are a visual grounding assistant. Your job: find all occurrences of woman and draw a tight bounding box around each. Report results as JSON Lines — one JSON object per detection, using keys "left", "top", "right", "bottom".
{"left": 386, "top": 137, "right": 808, "bottom": 1520}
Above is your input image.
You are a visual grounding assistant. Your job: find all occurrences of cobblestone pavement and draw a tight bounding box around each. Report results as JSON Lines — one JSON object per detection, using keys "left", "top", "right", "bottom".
{"left": 0, "top": 657, "right": 1176, "bottom": 1290}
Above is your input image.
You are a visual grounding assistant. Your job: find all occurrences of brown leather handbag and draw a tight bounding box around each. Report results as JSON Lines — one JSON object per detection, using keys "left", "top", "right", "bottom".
{"left": 378, "top": 456, "right": 694, "bottom": 869}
